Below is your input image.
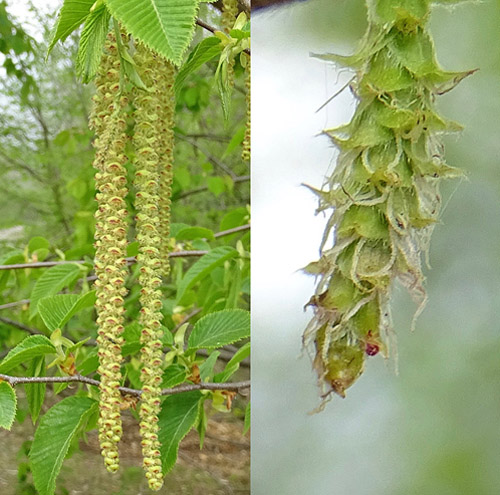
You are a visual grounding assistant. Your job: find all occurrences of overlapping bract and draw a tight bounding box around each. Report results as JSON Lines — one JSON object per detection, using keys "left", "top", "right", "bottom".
{"left": 90, "top": 32, "right": 129, "bottom": 472}
{"left": 133, "top": 43, "right": 173, "bottom": 491}
{"left": 303, "top": 0, "right": 472, "bottom": 402}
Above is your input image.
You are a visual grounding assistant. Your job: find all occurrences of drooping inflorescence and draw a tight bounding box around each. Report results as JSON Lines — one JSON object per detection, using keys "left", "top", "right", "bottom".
{"left": 303, "top": 0, "right": 473, "bottom": 403}
{"left": 90, "top": 32, "right": 130, "bottom": 472}
{"left": 132, "top": 43, "right": 170, "bottom": 491}
{"left": 242, "top": 58, "right": 250, "bottom": 162}
{"left": 155, "top": 57, "right": 176, "bottom": 277}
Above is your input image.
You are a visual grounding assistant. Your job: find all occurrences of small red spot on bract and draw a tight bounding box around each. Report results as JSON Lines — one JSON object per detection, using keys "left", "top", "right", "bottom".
{"left": 365, "top": 342, "right": 380, "bottom": 356}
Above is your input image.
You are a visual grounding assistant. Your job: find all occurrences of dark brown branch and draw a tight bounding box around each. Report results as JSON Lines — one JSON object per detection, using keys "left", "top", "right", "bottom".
{"left": 0, "top": 373, "right": 250, "bottom": 397}
{"left": 0, "top": 316, "right": 38, "bottom": 335}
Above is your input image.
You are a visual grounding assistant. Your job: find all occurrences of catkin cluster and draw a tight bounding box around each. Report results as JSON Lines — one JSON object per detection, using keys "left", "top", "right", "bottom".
{"left": 90, "top": 33, "right": 129, "bottom": 472}
{"left": 133, "top": 43, "right": 174, "bottom": 491}
{"left": 303, "top": 0, "right": 471, "bottom": 401}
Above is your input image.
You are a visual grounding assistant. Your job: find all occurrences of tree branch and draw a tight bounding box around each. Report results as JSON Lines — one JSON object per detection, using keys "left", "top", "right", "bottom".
{"left": 176, "top": 175, "right": 250, "bottom": 200}
{"left": 0, "top": 316, "right": 38, "bottom": 335}
{"left": 0, "top": 373, "right": 250, "bottom": 397}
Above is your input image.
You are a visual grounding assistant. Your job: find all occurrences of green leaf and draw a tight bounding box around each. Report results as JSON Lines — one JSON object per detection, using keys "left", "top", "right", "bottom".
{"left": 104, "top": 0, "right": 200, "bottom": 65}
{"left": 38, "top": 291, "right": 96, "bottom": 332}
{"left": 0, "top": 335, "right": 55, "bottom": 374}
{"left": 207, "top": 176, "right": 225, "bottom": 197}
{"left": 28, "top": 236, "right": 50, "bottom": 254}
{"left": 158, "top": 391, "right": 202, "bottom": 474}
{"left": 47, "top": 0, "right": 95, "bottom": 58}
{"left": 0, "top": 381, "right": 17, "bottom": 430}
{"left": 214, "top": 341, "right": 250, "bottom": 382}
{"left": 76, "top": 3, "right": 111, "bottom": 83}
{"left": 30, "top": 264, "right": 81, "bottom": 319}
{"left": 25, "top": 356, "right": 46, "bottom": 424}
{"left": 243, "top": 401, "right": 250, "bottom": 435}
{"left": 161, "top": 364, "right": 187, "bottom": 388}
{"left": 30, "top": 396, "right": 97, "bottom": 495}
{"left": 174, "top": 36, "right": 222, "bottom": 98}
{"left": 176, "top": 246, "right": 238, "bottom": 304}
{"left": 188, "top": 309, "right": 250, "bottom": 349}
{"left": 175, "top": 226, "right": 215, "bottom": 241}
{"left": 198, "top": 350, "right": 220, "bottom": 381}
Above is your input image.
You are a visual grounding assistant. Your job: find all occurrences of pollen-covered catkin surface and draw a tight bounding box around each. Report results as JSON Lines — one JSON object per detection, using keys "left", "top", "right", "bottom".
{"left": 303, "top": 0, "right": 473, "bottom": 404}
{"left": 133, "top": 43, "right": 168, "bottom": 492}
{"left": 242, "top": 61, "right": 250, "bottom": 162}
{"left": 90, "top": 33, "right": 130, "bottom": 472}
{"left": 156, "top": 57, "right": 175, "bottom": 277}
{"left": 222, "top": 0, "right": 239, "bottom": 34}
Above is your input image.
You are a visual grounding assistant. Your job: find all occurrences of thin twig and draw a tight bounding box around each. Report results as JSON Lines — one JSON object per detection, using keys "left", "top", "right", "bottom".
{"left": 196, "top": 18, "right": 217, "bottom": 34}
{"left": 176, "top": 134, "right": 238, "bottom": 179}
{"left": 214, "top": 224, "right": 250, "bottom": 238}
{"left": 0, "top": 299, "right": 30, "bottom": 310}
{"left": 0, "top": 316, "right": 38, "bottom": 335}
{"left": 0, "top": 373, "right": 250, "bottom": 397}
{"left": 176, "top": 175, "right": 250, "bottom": 200}
{"left": 0, "top": 250, "right": 208, "bottom": 271}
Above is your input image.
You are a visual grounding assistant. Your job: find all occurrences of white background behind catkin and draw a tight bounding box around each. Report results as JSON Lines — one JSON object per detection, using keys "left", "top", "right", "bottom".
{"left": 252, "top": 1, "right": 500, "bottom": 494}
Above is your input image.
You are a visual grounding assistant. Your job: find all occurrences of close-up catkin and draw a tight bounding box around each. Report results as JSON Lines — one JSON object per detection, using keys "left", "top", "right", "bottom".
{"left": 242, "top": 60, "right": 250, "bottom": 162}
{"left": 303, "top": 0, "right": 472, "bottom": 403}
{"left": 90, "top": 32, "right": 130, "bottom": 472}
{"left": 156, "top": 57, "right": 175, "bottom": 276}
{"left": 133, "top": 43, "right": 169, "bottom": 492}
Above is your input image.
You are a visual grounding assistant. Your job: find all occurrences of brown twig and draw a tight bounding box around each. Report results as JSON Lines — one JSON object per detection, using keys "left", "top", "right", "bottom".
{"left": 0, "top": 373, "right": 250, "bottom": 397}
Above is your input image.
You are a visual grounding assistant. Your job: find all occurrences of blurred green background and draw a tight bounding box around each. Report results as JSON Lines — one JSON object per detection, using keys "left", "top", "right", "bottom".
{"left": 252, "top": 1, "right": 500, "bottom": 494}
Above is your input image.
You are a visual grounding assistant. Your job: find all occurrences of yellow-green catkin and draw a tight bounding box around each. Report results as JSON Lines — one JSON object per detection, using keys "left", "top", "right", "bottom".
{"left": 302, "top": 0, "right": 472, "bottom": 404}
{"left": 222, "top": 0, "right": 239, "bottom": 34}
{"left": 242, "top": 61, "right": 250, "bottom": 162}
{"left": 90, "top": 32, "right": 130, "bottom": 472}
{"left": 222, "top": 0, "right": 238, "bottom": 88}
{"left": 133, "top": 43, "right": 167, "bottom": 491}
{"left": 156, "top": 58, "right": 175, "bottom": 276}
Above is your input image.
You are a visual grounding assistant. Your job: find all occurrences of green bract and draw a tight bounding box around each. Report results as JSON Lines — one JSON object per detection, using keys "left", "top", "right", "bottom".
{"left": 91, "top": 32, "right": 129, "bottom": 473}
{"left": 303, "top": 0, "right": 473, "bottom": 406}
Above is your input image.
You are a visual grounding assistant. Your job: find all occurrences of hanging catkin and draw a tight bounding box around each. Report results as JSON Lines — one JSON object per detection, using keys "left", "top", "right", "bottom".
{"left": 90, "top": 32, "right": 130, "bottom": 472}
{"left": 242, "top": 60, "right": 250, "bottom": 162}
{"left": 156, "top": 57, "right": 175, "bottom": 276}
{"left": 133, "top": 43, "right": 168, "bottom": 491}
{"left": 302, "top": 0, "right": 473, "bottom": 404}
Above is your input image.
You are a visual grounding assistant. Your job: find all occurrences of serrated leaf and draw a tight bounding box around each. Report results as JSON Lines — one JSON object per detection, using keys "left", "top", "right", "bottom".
{"left": 0, "top": 335, "right": 55, "bottom": 374}
{"left": 30, "top": 264, "right": 81, "bottom": 318}
{"left": 30, "top": 397, "right": 97, "bottom": 495}
{"left": 104, "top": 0, "right": 199, "bottom": 65}
{"left": 188, "top": 309, "right": 250, "bottom": 349}
{"left": 161, "top": 364, "right": 187, "bottom": 388}
{"left": 176, "top": 246, "right": 238, "bottom": 304}
{"left": 0, "top": 381, "right": 17, "bottom": 430}
{"left": 158, "top": 391, "right": 202, "bottom": 473}
{"left": 76, "top": 3, "right": 111, "bottom": 83}
{"left": 25, "top": 356, "right": 46, "bottom": 424}
{"left": 38, "top": 291, "right": 96, "bottom": 332}
{"left": 174, "top": 36, "right": 222, "bottom": 98}
{"left": 47, "top": 0, "right": 95, "bottom": 58}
